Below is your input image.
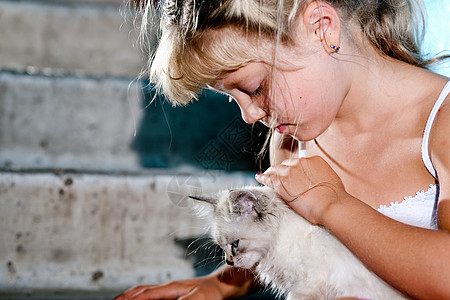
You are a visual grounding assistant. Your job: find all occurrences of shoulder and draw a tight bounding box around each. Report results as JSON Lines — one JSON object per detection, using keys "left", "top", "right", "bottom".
{"left": 429, "top": 83, "right": 450, "bottom": 230}
{"left": 429, "top": 84, "right": 450, "bottom": 176}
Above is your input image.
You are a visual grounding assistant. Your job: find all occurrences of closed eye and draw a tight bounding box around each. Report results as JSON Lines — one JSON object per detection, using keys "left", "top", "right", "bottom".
{"left": 238, "top": 84, "right": 264, "bottom": 98}
{"left": 249, "top": 85, "right": 263, "bottom": 97}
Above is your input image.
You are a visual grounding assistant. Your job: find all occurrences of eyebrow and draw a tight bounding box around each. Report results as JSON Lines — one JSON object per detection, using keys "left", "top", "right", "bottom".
{"left": 217, "top": 72, "right": 241, "bottom": 91}
{"left": 219, "top": 62, "right": 267, "bottom": 91}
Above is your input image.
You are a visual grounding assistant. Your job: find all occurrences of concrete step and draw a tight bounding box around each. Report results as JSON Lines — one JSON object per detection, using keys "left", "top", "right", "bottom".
{"left": 0, "top": 71, "right": 142, "bottom": 171}
{"left": 48, "top": 0, "right": 125, "bottom": 5}
{"left": 0, "top": 1, "right": 144, "bottom": 78}
{"left": 0, "top": 170, "right": 257, "bottom": 295}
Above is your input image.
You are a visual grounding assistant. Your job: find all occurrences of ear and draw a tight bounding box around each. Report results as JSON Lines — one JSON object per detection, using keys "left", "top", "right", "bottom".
{"left": 230, "top": 190, "right": 258, "bottom": 216}
{"left": 189, "top": 195, "right": 217, "bottom": 207}
{"left": 303, "top": 1, "right": 341, "bottom": 54}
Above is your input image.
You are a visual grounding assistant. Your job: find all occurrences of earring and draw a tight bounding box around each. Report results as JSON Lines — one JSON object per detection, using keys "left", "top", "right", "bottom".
{"left": 330, "top": 44, "right": 340, "bottom": 53}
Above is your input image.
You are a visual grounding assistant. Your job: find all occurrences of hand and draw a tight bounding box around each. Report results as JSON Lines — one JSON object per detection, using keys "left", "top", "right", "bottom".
{"left": 113, "top": 276, "right": 224, "bottom": 300}
{"left": 256, "top": 156, "right": 346, "bottom": 225}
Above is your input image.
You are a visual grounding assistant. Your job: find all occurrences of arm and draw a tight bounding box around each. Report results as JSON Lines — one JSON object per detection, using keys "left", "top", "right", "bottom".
{"left": 212, "top": 265, "right": 259, "bottom": 298}
{"left": 323, "top": 191, "right": 450, "bottom": 299}
{"left": 257, "top": 156, "right": 450, "bottom": 299}
{"left": 114, "top": 264, "right": 257, "bottom": 300}
{"left": 325, "top": 95, "right": 450, "bottom": 300}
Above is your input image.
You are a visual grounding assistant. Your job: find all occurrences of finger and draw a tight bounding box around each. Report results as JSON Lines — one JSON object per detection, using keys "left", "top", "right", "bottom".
{"left": 118, "top": 283, "right": 190, "bottom": 300}
{"left": 114, "top": 286, "right": 154, "bottom": 300}
{"left": 136, "top": 283, "right": 190, "bottom": 300}
{"left": 255, "top": 172, "right": 264, "bottom": 185}
{"left": 258, "top": 170, "right": 305, "bottom": 203}
{"left": 255, "top": 172, "right": 281, "bottom": 193}
{"left": 254, "top": 163, "right": 287, "bottom": 184}
{"left": 178, "top": 285, "right": 220, "bottom": 300}
{"left": 116, "top": 287, "right": 154, "bottom": 300}
{"left": 178, "top": 286, "right": 204, "bottom": 300}
{"left": 255, "top": 172, "right": 275, "bottom": 188}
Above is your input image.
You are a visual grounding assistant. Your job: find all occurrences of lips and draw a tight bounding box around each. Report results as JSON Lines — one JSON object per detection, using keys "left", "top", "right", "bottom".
{"left": 275, "top": 124, "right": 288, "bottom": 134}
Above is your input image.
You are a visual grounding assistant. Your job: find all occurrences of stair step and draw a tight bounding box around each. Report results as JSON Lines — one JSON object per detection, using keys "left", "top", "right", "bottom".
{"left": 0, "top": 170, "right": 256, "bottom": 293}
{"left": 0, "top": 72, "right": 141, "bottom": 171}
{"left": 0, "top": 1, "right": 143, "bottom": 78}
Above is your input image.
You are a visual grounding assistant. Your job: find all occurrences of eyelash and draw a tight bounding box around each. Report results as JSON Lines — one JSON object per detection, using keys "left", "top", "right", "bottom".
{"left": 249, "top": 85, "right": 263, "bottom": 97}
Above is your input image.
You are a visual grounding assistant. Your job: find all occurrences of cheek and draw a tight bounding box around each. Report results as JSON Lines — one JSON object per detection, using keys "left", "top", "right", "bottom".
{"left": 269, "top": 67, "right": 343, "bottom": 126}
{"left": 279, "top": 93, "right": 315, "bottom": 124}
{"left": 271, "top": 72, "right": 321, "bottom": 120}
{"left": 290, "top": 82, "right": 341, "bottom": 125}
{"left": 270, "top": 84, "right": 303, "bottom": 119}
{"left": 235, "top": 250, "right": 263, "bottom": 268}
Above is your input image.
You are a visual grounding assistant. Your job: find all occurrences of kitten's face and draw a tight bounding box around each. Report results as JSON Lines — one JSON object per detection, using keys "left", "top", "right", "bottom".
{"left": 191, "top": 186, "right": 280, "bottom": 269}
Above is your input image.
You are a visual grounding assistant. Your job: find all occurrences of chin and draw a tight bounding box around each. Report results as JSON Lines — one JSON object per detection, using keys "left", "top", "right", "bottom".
{"left": 235, "top": 252, "right": 261, "bottom": 269}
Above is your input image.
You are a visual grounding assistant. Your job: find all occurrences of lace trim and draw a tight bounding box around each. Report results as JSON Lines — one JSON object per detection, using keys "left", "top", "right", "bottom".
{"left": 378, "top": 184, "right": 437, "bottom": 229}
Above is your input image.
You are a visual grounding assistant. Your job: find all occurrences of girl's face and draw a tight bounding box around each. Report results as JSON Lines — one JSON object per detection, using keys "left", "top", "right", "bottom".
{"left": 214, "top": 45, "right": 349, "bottom": 142}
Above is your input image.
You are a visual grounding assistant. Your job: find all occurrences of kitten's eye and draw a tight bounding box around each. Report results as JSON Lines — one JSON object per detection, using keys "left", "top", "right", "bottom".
{"left": 232, "top": 240, "right": 240, "bottom": 248}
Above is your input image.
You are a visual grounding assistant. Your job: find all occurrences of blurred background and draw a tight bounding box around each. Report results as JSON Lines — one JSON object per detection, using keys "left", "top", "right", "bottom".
{"left": 0, "top": 0, "right": 448, "bottom": 299}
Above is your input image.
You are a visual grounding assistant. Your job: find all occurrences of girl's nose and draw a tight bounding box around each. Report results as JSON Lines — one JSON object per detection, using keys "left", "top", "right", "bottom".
{"left": 239, "top": 101, "right": 266, "bottom": 124}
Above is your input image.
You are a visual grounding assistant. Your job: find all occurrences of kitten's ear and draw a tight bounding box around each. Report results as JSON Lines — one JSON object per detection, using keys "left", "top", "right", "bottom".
{"left": 230, "top": 190, "right": 257, "bottom": 216}
{"left": 189, "top": 195, "right": 217, "bottom": 207}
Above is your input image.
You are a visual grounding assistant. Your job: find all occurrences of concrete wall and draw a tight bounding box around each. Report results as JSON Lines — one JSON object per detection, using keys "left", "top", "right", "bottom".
{"left": 0, "top": 171, "right": 256, "bottom": 297}
{"left": 0, "top": 1, "right": 143, "bottom": 78}
{"left": 0, "top": 0, "right": 144, "bottom": 171}
{"left": 0, "top": 73, "right": 141, "bottom": 171}
{"left": 0, "top": 0, "right": 257, "bottom": 297}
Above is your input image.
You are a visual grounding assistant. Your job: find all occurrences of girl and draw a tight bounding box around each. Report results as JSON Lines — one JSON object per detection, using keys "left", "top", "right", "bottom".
{"left": 116, "top": 0, "right": 450, "bottom": 299}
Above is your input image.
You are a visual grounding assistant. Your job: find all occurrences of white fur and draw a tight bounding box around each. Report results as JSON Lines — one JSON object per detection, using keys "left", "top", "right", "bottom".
{"left": 194, "top": 186, "right": 410, "bottom": 300}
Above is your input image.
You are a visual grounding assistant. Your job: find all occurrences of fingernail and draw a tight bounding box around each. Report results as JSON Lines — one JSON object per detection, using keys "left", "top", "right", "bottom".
{"left": 255, "top": 173, "right": 261, "bottom": 177}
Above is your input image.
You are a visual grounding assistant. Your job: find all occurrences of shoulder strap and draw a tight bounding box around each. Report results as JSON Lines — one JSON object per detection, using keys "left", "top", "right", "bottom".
{"left": 298, "top": 141, "right": 307, "bottom": 158}
{"left": 422, "top": 81, "right": 450, "bottom": 179}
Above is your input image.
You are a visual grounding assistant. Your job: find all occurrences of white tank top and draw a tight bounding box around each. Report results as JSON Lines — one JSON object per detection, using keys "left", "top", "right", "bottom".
{"left": 378, "top": 81, "right": 450, "bottom": 230}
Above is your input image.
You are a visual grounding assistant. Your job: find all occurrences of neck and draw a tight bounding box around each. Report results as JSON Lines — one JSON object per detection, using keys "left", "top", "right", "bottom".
{"left": 330, "top": 51, "right": 443, "bottom": 137}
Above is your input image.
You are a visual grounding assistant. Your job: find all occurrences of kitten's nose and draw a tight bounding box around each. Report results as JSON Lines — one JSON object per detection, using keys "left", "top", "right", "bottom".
{"left": 225, "top": 253, "right": 234, "bottom": 265}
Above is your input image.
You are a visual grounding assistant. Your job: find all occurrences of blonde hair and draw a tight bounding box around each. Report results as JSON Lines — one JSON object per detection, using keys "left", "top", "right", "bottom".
{"left": 133, "top": 0, "right": 435, "bottom": 106}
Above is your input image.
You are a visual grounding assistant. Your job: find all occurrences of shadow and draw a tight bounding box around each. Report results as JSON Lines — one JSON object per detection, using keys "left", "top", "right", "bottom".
{"left": 131, "top": 81, "right": 270, "bottom": 172}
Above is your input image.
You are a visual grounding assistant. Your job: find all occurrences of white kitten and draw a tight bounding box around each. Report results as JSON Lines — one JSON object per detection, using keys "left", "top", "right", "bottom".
{"left": 190, "top": 186, "right": 409, "bottom": 300}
